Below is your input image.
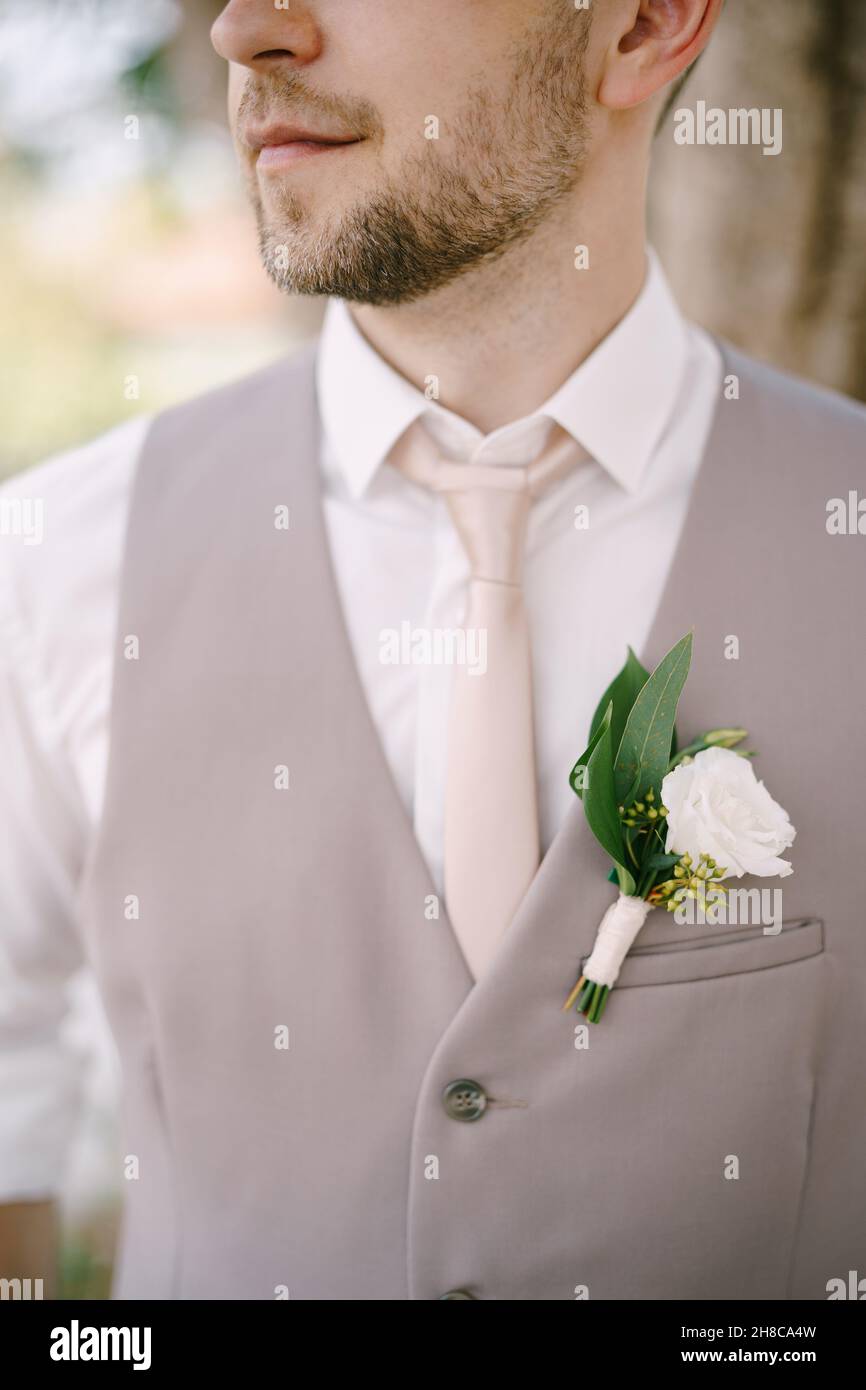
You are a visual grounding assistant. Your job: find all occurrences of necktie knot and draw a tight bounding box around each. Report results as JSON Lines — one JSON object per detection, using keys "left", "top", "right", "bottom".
{"left": 389, "top": 422, "right": 582, "bottom": 587}
{"left": 443, "top": 476, "right": 530, "bottom": 587}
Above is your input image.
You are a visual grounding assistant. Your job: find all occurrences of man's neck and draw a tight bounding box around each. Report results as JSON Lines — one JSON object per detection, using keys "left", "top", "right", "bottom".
{"left": 350, "top": 187, "right": 648, "bottom": 435}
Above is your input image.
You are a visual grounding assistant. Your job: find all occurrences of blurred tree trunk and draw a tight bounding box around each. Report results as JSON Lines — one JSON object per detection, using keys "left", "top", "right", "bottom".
{"left": 650, "top": 0, "right": 866, "bottom": 401}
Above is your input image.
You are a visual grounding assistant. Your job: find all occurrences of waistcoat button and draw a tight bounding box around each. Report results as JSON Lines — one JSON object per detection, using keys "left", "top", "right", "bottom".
{"left": 442, "top": 1078, "right": 487, "bottom": 1121}
{"left": 438, "top": 1289, "right": 477, "bottom": 1300}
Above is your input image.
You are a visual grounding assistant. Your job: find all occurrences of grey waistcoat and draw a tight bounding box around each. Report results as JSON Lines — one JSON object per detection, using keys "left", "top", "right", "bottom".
{"left": 77, "top": 339, "right": 866, "bottom": 1300}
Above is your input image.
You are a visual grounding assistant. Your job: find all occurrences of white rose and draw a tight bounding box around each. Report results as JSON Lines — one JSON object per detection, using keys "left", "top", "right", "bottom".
{"left": 661, "top": 746, "right": 796, "bottom": 879}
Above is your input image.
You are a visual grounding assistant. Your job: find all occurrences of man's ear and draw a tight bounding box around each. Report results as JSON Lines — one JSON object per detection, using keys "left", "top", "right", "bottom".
{"left": 597, "top": 0, "right": 724, "bottom": 113}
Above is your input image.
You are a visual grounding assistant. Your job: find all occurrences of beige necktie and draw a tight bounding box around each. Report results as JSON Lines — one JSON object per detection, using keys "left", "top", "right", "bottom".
{"left": 391, "top": 422, "right": 581, "bottom": 980}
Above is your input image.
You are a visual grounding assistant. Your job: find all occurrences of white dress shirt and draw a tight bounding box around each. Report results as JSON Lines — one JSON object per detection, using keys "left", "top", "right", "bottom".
{"left": 0, "top": 249, "right": 721, "bottom": 1200}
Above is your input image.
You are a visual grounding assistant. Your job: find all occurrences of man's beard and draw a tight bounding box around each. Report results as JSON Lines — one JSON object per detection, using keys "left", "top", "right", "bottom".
{"left": 246, "top": 10, "right": 591, "bottom": 306}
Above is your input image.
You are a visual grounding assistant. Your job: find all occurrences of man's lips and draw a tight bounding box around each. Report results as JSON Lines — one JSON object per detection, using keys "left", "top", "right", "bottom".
{"left": 242, "top": 123, "right": 362, "bottom": 169}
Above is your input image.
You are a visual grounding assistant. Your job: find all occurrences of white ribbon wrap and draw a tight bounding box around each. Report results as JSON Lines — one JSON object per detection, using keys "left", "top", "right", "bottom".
{"left": 582, "top": 893, "right": 652, "bottom": 988}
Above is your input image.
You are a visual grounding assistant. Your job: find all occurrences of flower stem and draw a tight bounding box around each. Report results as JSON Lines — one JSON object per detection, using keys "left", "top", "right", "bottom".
{"left": 561, "top": 975, "right": 586, "bottom": 1012}
{"left": 587, "top": 983, "right": 609, "bottom": 1023}
{"left": 577, "top": 979, "right": 596, "bottom": 1014}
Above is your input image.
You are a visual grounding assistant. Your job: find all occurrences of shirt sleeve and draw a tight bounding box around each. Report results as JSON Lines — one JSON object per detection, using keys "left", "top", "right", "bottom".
{"left": 0, "top": 573, "right": 90, "bottom": 1200}
{"left": 0, "top": 417, "right": 148, "bottom": 1202}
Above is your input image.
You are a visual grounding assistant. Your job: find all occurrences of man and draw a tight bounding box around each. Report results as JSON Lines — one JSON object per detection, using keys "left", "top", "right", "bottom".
{"left": 0, "top": 0, "right": 863, "bottom": 1301}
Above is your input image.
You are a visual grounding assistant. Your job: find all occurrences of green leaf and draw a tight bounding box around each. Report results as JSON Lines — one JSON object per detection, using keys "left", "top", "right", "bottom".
{"left": 616, "top": 864, "right": 637, "bottom": 896}
{"left": 589, "top": 646, "right": 650, "bottom": 758}
{"left": 570, "top": 704, "right": 609, "bottom": 800}
{"left": 615, "top": 632, "right": 693, "bottom": 806}
{"left": 583, "top": 703, "right": 627, "bottom": 869}
{"left": 703, "top": 728, "right": 748, "bottom": 748}
{"left": 643, "top": 853, "right": 680, "bottom": 872}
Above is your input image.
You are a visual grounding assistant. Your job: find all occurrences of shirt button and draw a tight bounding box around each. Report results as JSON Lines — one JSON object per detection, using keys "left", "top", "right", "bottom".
{"left": 438, "top": 1289, "right": 477, "bottom": 1300}
{"left": 442, "top": 1078, "right": 488, "bottom": 1122}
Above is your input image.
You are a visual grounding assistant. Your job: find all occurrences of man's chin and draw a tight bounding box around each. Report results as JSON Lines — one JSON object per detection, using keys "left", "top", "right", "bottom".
{"left": 257, "top": 227, "right": 346, "bottom": 300}
{"left": 255, "top": 183, "right": 356, "bottom": 254}
{"left": 253, "top": 185, "right": 503, "bottom": 306}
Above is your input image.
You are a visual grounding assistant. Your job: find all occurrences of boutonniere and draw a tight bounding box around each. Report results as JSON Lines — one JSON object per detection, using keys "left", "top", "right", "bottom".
{"left": 562, "top": 632, "right": 796, "bottom": 1024}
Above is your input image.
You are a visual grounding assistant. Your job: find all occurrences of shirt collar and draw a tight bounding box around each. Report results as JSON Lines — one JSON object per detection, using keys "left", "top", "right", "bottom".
{"left": 316, "top": 246, "right": 689, "bottom": 500}
{"left": 316, "top": 298, "right": 430, "bottom": 500}
{"left": 540, "top": 247, "right": 689, "bottom": 493}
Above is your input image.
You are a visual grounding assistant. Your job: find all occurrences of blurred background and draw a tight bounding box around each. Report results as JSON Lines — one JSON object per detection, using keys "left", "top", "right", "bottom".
{"left": 0, "top": 0, "right": 863, "bottom": 1295}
